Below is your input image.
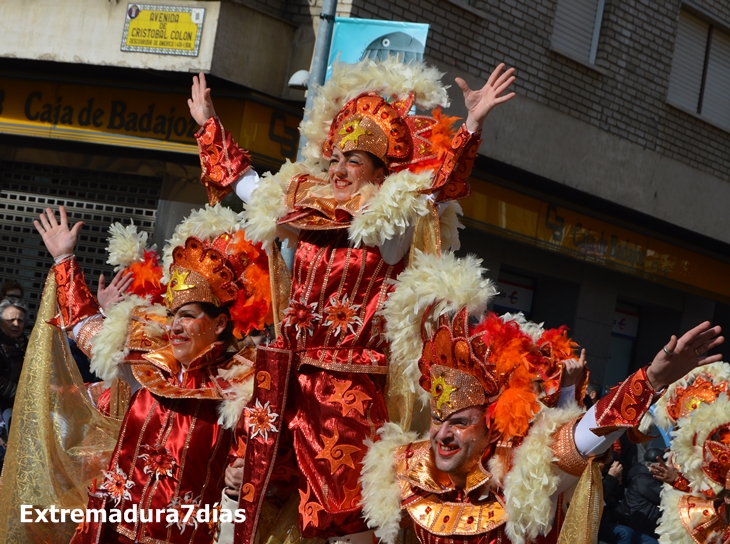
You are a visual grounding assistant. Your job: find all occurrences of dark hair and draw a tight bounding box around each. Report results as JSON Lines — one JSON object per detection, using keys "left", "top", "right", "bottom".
{"left": 366, "top": 153, "right": 388, "bottom": 176}
{"left": 0, "top": 280, "right": 24, "bottom": 300}
{"left": 586, "top": 380, "right": 602, "bottom": 399}
{"left": 198, "top": 302, "right": 233, "bottom": 344}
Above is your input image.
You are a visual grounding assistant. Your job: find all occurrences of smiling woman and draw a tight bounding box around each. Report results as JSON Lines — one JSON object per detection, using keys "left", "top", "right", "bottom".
{"left": 32, "top": 204, "right": 272, "bottom": 544}
{"left": 188, "top": 56, "right": 516, "bottom": 543}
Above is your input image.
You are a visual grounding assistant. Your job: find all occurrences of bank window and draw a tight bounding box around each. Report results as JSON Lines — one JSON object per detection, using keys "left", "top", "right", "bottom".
{"left": 550, "top": 0, "right": 605, "bottom": 65}
{"left": 667, "top": 9, "right": 730, "bottom": 131}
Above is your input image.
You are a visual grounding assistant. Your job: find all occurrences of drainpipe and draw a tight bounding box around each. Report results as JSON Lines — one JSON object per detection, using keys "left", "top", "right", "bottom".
{"left": 295, "top": 0, "right": 337, "bottom": 162}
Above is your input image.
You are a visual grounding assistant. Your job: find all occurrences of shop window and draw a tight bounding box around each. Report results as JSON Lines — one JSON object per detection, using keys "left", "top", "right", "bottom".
{"left": 667, "top": 9, "right": 730, "bottom": 131}
{"left": 493, "top": 271, "right": 535, "bottom": 318}
{"left": 605, "top": 302, "right": 640, "bottom": 388}
{"left": 550, "top": 0, "right": 605, "bottom": 64}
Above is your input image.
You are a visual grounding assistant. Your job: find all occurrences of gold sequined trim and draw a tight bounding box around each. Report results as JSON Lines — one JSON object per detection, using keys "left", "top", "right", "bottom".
{"left": 76, "top": 314, "right": 105, "bottom": 358}
{"left": 550, "top": 416, "right": 587, "bottom": 477}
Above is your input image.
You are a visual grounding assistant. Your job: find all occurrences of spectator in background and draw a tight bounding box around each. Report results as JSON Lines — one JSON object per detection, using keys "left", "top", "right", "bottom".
{"left": 0, "top": 298, "right": 29, "bottom": 429}
{"left": 0, "top": 280, "right": 24, "bottom": 301}
{"left": 598, "top": 455, "right": 637, "bottom": 544}
{"left": 614, "top": 447, "right": 665, "bottom": 544}
{"left": 584, "top": 379, "right": 602, "bottom": 407}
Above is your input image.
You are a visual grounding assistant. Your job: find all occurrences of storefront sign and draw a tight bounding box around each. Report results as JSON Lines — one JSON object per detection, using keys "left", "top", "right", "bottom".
{"left": 461, "top": 178, "right": 730, "bottom": 300}
{"left": 122, "top": 4, "right": 205, "bottom": 56}
{"left": 493, "top": 279, "right": 534, "bottom": 315}
{"left": 0, "top": 78, "right": 301, "bottom": 165}
{"left": 612, "top": 309, "right": 640, "bottom": 339}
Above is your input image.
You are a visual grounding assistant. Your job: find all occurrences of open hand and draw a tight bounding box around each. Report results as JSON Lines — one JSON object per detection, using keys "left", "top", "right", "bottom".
{"left": 646, "top": 321, "right": 724, "bottom": 390}
{"left": 188, "top": 72, "right": 217, "bottom": 126}
{"left": 34, "top": 206, "right": 84, "bottom": 259}
{"left": 97, "top": 269, "right": 135, "bottom": 311}
{"left": 457, "top": 63, "right": 516, "bottom": 133}
{"left": 649, "top": 454, "right": 678, "bottom": 484}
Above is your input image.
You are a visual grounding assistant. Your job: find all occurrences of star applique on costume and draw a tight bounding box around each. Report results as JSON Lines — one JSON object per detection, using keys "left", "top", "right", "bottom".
{"left": 315, "top": 426, "right": 361, "bottom": 475}
{"left": 246, "top": 399, "right": 279, "bottom": 441}
{"left": 338, "top": 118, "right": 371, "bottom": 148}
{"left": 326, "top": 378, "right": 372, "bottom": 417}
{"left": 431, "top": 375, "right": 459, "bottom": 416}
{"left": 165, "top": 268, "right": 195, "bottom": 306}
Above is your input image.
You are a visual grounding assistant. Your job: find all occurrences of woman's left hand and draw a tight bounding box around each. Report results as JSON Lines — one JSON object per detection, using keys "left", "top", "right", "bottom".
{"left": 458, "top": 63, "right": 516, "bottom": 133}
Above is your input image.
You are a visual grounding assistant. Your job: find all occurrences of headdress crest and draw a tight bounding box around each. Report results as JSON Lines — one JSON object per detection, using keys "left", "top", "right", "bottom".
{"left": 302, "top": 57, "right": 456, "bottom": 174}
{"left": 162, "top": 204, "right": 273, "bottom": 337}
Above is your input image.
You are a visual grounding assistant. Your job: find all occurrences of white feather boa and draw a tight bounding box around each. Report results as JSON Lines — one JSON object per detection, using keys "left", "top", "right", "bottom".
{"left": 300, "top": 57, "right": 450, "bottom": 165}
{"left": 242, "top": 164, "right": 463, "bottom": 254}
{"left": 652, "top": 361, "right": 730, "bottom": 432}
{"left": 106, "top": 222, "right": 149, "bottom": 271}
{"left": 349, "top": 170, "right": 432, "bottom": 247}
{"left": 161, "top": 204, "right": 245, "bottom": 283}
{"left": 381, "top": 250, "right": 496, "bottom": 404}
{"left": 216, "top": 361, "right": 255, "bottom": 430}
{"left": 89, "top": 296, "right": 166, "bottom": 381}
{"left": 656, "top": 485, "right": 697, "bottom": 544}
{"left": 504, "top": 402, "right": 584, "bottom": 544}
{"left": 670, "top": 393, "right": 730, "bottom": 495}
{"left": 242, "top": 161, "right": 313, "bottom": 248}
{"left": 360, "top": 423, "right": 421, "bottom": 544}
{"left": 500, "top": 312, "right": 545, "bottom": 343}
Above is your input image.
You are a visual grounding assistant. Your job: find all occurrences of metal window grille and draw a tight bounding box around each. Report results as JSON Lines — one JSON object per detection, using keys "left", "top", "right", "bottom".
{"left": 551, "top": 0, "right": 605, "bottom": 64}
{"left": 0, "top": 160, "right": 161, "bottom": 326}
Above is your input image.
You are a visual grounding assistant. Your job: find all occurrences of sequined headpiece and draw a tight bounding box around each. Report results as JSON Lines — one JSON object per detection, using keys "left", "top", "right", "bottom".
{"left": 162, "top": 204, "right": 273, "bottom": 337}
{"left": 301, "top": 57, "right": 455, "bottom": 172}
{"left": 322, "top": 91, "right": 461, "bottom": 175}
{"left": 654, "top": 362, "right": 730, "bottom": 430}
{"left": 166, "top": 234, "right": 242, "bottom": 312}
{"left": 418, "top": 305, "right": 581, "bottom": 439}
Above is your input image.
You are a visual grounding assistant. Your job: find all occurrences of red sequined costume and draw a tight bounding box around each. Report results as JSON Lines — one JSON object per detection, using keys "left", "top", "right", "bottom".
{"left": 195, "top": 71, "right": 481, "bottom": 541}
{"left": 50, "top": 220, "right": 263, "bottom": 544}
{"left": 358, "top": 254, "right": 659, "bottom": 544}
{"left": 384, "top": 367, "right": 657, "bottom": 544}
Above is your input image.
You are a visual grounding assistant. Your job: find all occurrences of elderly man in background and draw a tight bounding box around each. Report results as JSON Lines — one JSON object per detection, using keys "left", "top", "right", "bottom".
{"left": 0, "top": 298, "right": 28, "bottom": 426}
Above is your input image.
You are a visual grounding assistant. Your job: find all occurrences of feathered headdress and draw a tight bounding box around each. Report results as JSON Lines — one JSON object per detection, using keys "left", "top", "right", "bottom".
{"left": 301, "top": 56, "right": 458, "bottom": 174}
{"left": 162, "top": 204, "right": 273, "bottom": 338}
{"left": 106, "top": 222, "right": 165, "bottom": 304}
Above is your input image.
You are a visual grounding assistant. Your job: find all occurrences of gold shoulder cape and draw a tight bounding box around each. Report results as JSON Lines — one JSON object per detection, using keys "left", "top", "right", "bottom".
{"left": 0, "top": 272, "right": 122, "bottom": 543}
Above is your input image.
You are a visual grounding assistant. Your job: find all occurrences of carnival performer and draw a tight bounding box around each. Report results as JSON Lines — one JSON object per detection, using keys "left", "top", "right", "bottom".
{"left": 643, "top": 361, "right": 730, "bottom": 544}
{"left": 360, "top": 251, "right": 725, "bottom": 544}
{"left": 33, "top": 204, "right": 271, "bottom": 544}
{"left": 188, "top": 57, "right": 516, "bottom": 543}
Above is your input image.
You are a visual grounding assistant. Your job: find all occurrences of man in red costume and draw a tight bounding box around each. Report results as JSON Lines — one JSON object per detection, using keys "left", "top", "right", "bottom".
{"left": 360, "top": 252, "right": 724, "bottom": 544}
{"left": 188, "top": 58, "right": 516, "bottom": 543}
{"left": 34, "top": 205, "right": 269, "bottom": 543}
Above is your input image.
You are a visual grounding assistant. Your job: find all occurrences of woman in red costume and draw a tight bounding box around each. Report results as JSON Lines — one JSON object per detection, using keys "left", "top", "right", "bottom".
{"left": 188, "top": 57, "right": 515, "bottom": 543}
{"left": 34, "top": 204, "right": 270, "bottom": 544}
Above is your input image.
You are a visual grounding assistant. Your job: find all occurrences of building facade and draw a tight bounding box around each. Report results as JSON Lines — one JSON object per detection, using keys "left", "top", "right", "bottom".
{"left": 0, "top": 0, "right": 728, "bottom": 387}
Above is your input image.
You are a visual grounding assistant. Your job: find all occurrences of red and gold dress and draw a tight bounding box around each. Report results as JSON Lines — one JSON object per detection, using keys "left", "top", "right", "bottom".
{"left": 50, "top": 257, "right": 254, "bottom": 544}
{"left": 195, "top": 103, "right": 481, "bottom": 541}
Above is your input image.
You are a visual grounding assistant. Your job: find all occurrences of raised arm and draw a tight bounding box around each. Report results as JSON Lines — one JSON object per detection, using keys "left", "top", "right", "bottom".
{"left": 34, "top": 205, "right": 84, "bottom": 260}
{"left": 188, "top": 72, "right": 217, "bottom": 126}
{"left": 189, "top": 72, "right": 257, "bottom": 206}
{"left": 34, "top": 206, "right": 101, "bottom": 335}
{"left": 457, "top": 63, "right": 516, "bottom": 133}
{"left": 429, "top": 63, "right": 516, "bottom": 202}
